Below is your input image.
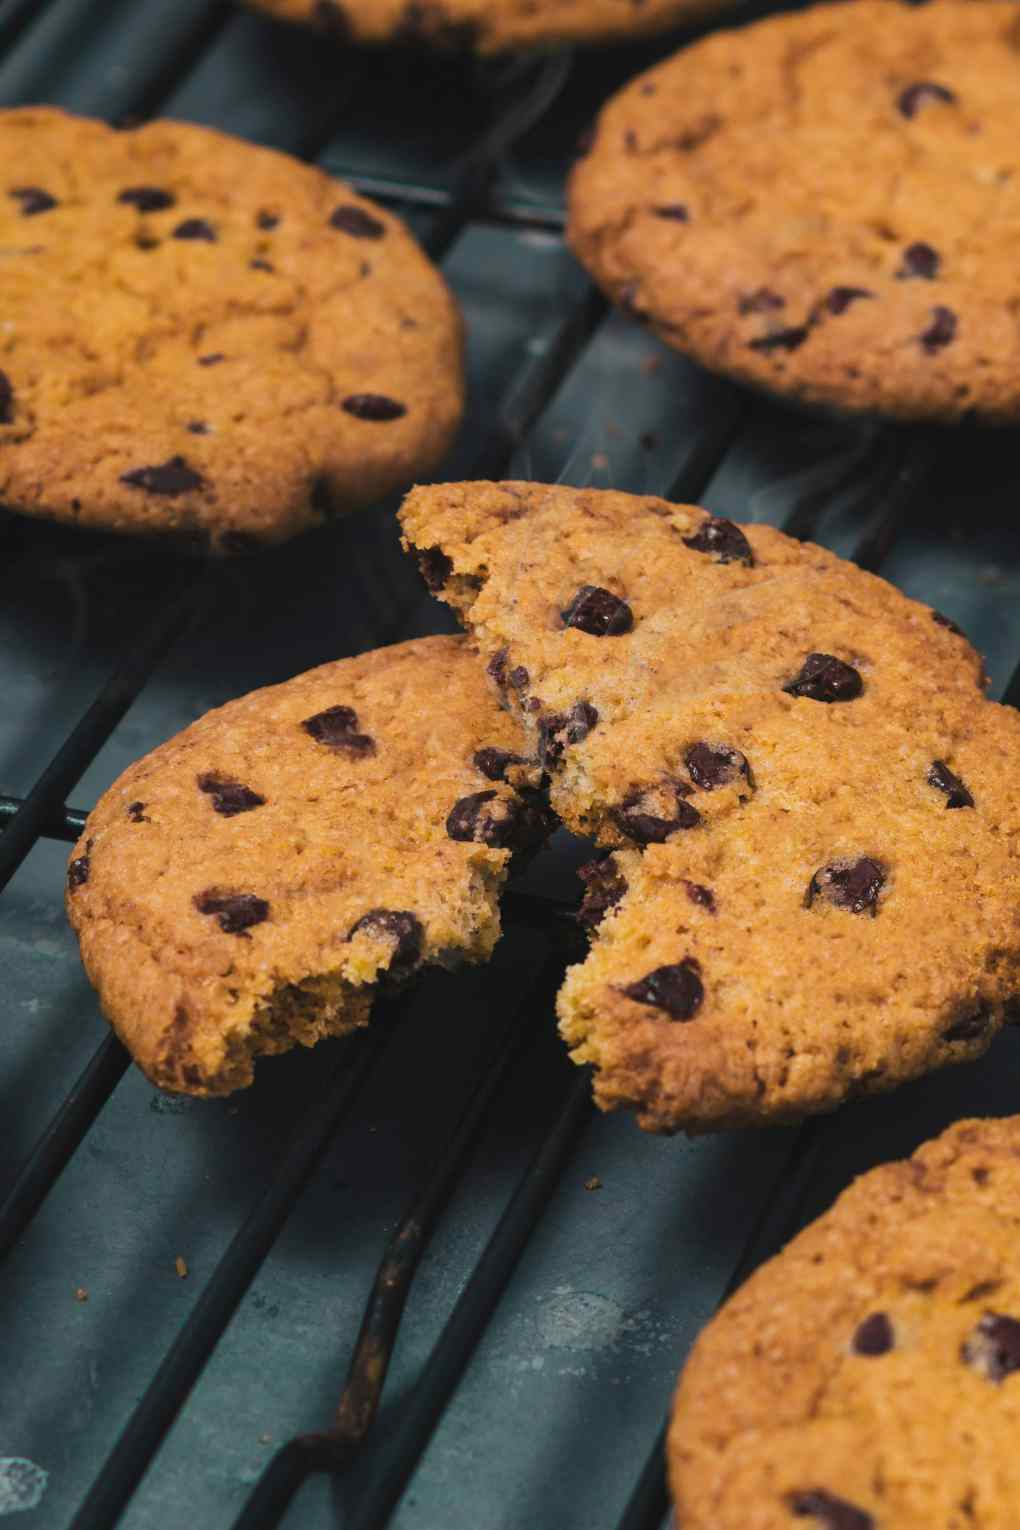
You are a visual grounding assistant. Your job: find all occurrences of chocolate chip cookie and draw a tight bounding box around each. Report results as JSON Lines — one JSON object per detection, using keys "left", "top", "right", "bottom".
{"left": 248, "top": 0, "right": 738, "bottom": 52}
{"left": 400, "top": 482, "right": 1020, "bottom": 1132}
{"left": 569, "top": 1, "right": 1020, "bottom": 423}
{"left": 670, "top": 1116, "right": 1020, "bottom": 1527}
{"left": 0, "top": 107, "right": 464, "bottom": 550}
{"left": 66, "top": 635, "right": 552, "bottom": 1094}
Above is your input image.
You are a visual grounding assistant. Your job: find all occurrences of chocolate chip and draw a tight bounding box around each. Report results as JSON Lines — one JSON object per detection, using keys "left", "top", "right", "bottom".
{"left": 347, "top": 909, "right": 422, "bottom": 975}
{"left": 301, "top": 704, "right": 376, "bottom": 755}
{"left": 173, "top": 218, "right": 217, "bottom": 241}
{"left": 197, "top": 772, "right": 266, "bottom": 817}
{"left": 805, "top": 857, "right": 886, "bottom": 915}
{"left": 613, "top": 782, "right": 700, "bottom": 845}
{"left": 538, "top": 702, "right": 598, "bottom": 769}
{"left": 749, "top": 325, "right": 810, "bottom": 353}
{"left": 250, "top": 258, "right": 273, "bottom": 272}
{"left": 561, "top": 585, "right": 634, "bottom": 637}
{"left": 193, "top": 889, "right": 269, "bottom": 935}
{"left": 928, "top": 759, "right": 974, "bottom": 809}
{"left": 329, "top": 204, "right": 386, "bottom": 239}
{"left": 944, "top": 1004, "right": 992, "bottom": 1042}
{"left": 962, "top": 1312, "right": 1020, "bottom": 1383}
{"left": 120, "top": 456, "right": 205, "bottom": 497}
{"left": 341, "top": 394, "right": 407, "bottom": 421}
{"left": 652, "top": 203, "right": 689, "bottom": 221}
{"left": 921, "top": 305, "right": 957, "bottom": 353}
{"left": 577, "top": 855, "right": 627, "bottom": 929}
{"left": 474, "top": 747, "right": 528, "bottom": 782}
{"left": 897, "top": 241, "right": 939, "bottom": 280}
{"left": 684, "top": 881, "right": 716, "bottom": 913}
{"left": 67, "top": 851, "right": 90, "bottom": 889}
{"left": 685, "top": 742, "right": 751, "bottom": 790}
{"left": 509, "top": 666, "right": 530, "bottom": 690}
{"left": 933, "top": 609, "right": 966, "bottom": 637}
{"left": 117, "top": 186, "right": 176, "bottom": 212}
{"left": 789, "top": 1489, "right": 874, "bottom": 1529}
{"left": 784, "top": 653, "right": 863, "bottom": 703}
{"left": 739, "top": 287, "right": 785, "bottom": 315}
{"left": 623, "top": 959, "right": 703, "bottom": 1020}
{"left": 127, "top": 801, "right": 148, "bottom": 823}
{"left": 825, "top": 286, "right": 875, "bottom": 315}
{"left": 445, "top": 788, "right": 553, "bottom": 851}
{"left": 198, "top": 353, "right": 224, "bottom": 367}
{"left": 852, "top": 1312, "right": 893, "bottom": 1356}
{"left": 487, "top": 649, "right": 509, "bottom": 688}
{"left": 416, "top": 545, "right": 452, "bottom": 591}
{"left": 682, "top": 516, "right": 754, "bottom": 566}
{"left": 0, "top": 371, "right": 13, "bottom": 425}
{"left": 9, "top": 186, "right": 57, "bottom": 216}
{"left": 257, "top": 209, "right": 280, "bottom": 230}
{"left": 898, "top": 81, "right": 955, "bottom": 118}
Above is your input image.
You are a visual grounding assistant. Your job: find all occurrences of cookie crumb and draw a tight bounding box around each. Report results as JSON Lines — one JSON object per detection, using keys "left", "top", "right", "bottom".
{"left": 74, "top": 1286, "right": 89, "bottom": 1303}
{"left": 585, "top": 1176, "right": 603, "bottom": 1192}
{"left": 175, "top": 1256, "right": 189, "bottom": 1279}
{"left": 259, "top": 1433, "right": 273, "bottom": 1446}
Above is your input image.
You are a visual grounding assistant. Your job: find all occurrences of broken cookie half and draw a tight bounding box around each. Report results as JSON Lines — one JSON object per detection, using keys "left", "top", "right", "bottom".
{"left": 66, "top": 635, "right": 553, "bottom": 1095}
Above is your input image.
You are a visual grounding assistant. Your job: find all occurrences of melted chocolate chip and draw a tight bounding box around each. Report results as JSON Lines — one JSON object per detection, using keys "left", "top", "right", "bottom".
{"left": 347, "top": 909, "right": 422, "bottom": 974}
{"left": 120, "top": 456, "right": 205, "bottom": 497}
{"left": 329, "top": 204, "right": 386, "bottom": 239}
{"left": 341, "top": 393, "right": 407, "bottom": 421}
{"left": 684, "top": 880, "right": 716, "bottom": 913}
{"left": 897, "top": 241, "right": 939, "bottom": 280}
{"left": 933, "top": 608, "right": 966, "bottom": 637}
{"left": 198, "top": 353, "right": 224, "bottom": 367}
{"left": 613, "top": 783, "right": 700, "bottom": 845}
{"left": 962, "top": 1312, "right": 1020, "bottom": 1383}
{"left": 921, "top": 305, "right": 957, "bottom": 353}
{"left": 186, "top": 420, "right": 208, "bottom": 435}
{"left": 9, "top": 186, "right": 57, "bottom": 216}
{"left": 301, "top": 704, "right": 376, "bottom": 755}
{"left": 928, "top": 759, "right": 974, "bottom": 809}
{"left": 652, "top": 203, "right": 689, "bottom": 221}
{"left": 577, "top": 855, "right": 627, "bottom": 929}
{"left": 784, "top": 653, "right": 863, "bottom": 703}
{"left": 739, "top": 287, "right": 785, "bottom": 315}
{"left": 561, "top": 585, "right": 634, "bottom": 637}
{"left": 473, "top": 747, "right": 527, "bottom": 782}
{"left": 127, "top": 801, "right": 148, "bottom": 823}
{"left": 852, "top": 1312, "right": 893, "bottom": 1356}
{"left": 193, "top": 889, "right": 269, "bottom": 935}
{"left": 825, "top": 286, "right": 875, "bottom": 315}
{"left": 445, "top": 788, "right": 553, "bottom": 851}
{"left": 250, "top": 258, "right": 273, "bottom": 272}
{"left": 682, "top": 516, "right": 754, "bottom": 566}
{"left": 257, "top": 209, "right": 280, "bottom": 230}
{"left": 67, "top": 851, "right": 90, "bottom": 889}
{"left": 789, "top": 1489, "right": 874, "bottom": 1529}
{"left": 805, "top": 857, "right": 886, "bottom": 915}
{"left": 685, "top": 742, "right": 751, "bottom": 791}
{"left": 487, "top": 649, "right": 509, "bottom": 688}
{"left": 173, "top": 218, "right": 217, "bottom": 241}
{"left": 944, "top": 1004, "right": 992, "bottom": 1042}
{"left": 0, "top": 370, "right": 13, "bottom": 425}
{"left": 416, "top": 545, "right": 452, "bottom": 591}
{"left": 117, "top": 186, "right": 176, "bottom": 212}
{"left": 197, "top": 772, "right": 266, "bottom": 817}
{"left": 749, "top": 325, "right": 810, "bottom": 353}
{"left": 898, "top": 81, "right": 956, "bottom": 118}
{"left": 509, "top": 666, "right": 530, "bottom": 691}
{"left": 623, "top": 959, "right": 703, "bottom": 1020}
{"left": 539, "top": 702, "right": 598, "bottom": 769}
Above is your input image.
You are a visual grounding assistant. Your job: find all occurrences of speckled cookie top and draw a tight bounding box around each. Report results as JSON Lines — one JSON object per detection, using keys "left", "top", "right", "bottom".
{"left": 568, "top": 1, "right": 1020, "bottom": 423}
{"left": 0, "top": 107, "right": 463, "bottom": 549}
{"left": 400, "top": 482, "right": 1020, "bottom": 1134}
{"left": 248, "top": 0, "right": 738, "bottom": 52}
{"left": 66, "top": 635, "right": 550, "bottom": 1095}
{"left": 670, "top": 1116, "right": 1020, "bottom": 1527}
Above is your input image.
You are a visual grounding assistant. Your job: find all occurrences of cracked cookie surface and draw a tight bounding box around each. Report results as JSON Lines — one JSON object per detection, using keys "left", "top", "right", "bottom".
{"left": 247, "top": 0, "right": 738, "bottom": 52}
{"left": 400, "top": 481, "right": 1020, "bottom": 1132}
{"left": 670, "top": 1117, "right": 1020, "bottom": 1527}
{"left": 66, "top": 635, "right": 550, "bottom": 1094}
{"left": 0, "top": 107, "right": 463, "bottom": 549}
{"left": 568, "top": 1, "right": 1020, "bottom": 423}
